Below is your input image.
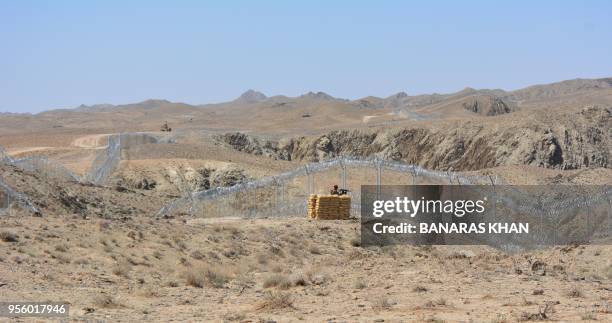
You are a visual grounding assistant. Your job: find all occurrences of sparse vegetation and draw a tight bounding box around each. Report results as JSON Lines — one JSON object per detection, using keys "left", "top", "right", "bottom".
{"left": 412, "top": 285, "right": 428, "bottom": 292}
{"left": 580, "top": 310, "right": 597, "bottom": 321}
{"left": 112, "top": 260, "right": 131, "bottom": 277}
{"left": 263, "top": 274, "right": 292, "bottom": 289}
{"left": 353, "top": 278, "right": 367, "bottom": 289}
{"left": 567, "top": 286, "right": 584, "bottom": 298}
{"left": 256, "top": 291, "right": 294, "bottom": 310}
{"left": 93, "top": 294, "right": 122, "bottom": 308}
{"left": 184, "top": 265, "right": 229, "bottom": 288}
{"left": 0, "top": 231, "right": 19, "bottom": 242}
{"left": 519, "top": 304, "right": 553, "bottom": 321}
{"left": 372, "top": 296, "right": 393, "bottom": 310}
{"left": 190, "top": 250, "right": 204, "bottom": 260}
{"left": 54, "top": 244, "right": 68, "bottom": 252}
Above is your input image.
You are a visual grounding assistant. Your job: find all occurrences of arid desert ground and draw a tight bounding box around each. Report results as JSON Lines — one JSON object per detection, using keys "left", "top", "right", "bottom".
{"left": 1, "top": 77, "right": 611, "bottom": 322}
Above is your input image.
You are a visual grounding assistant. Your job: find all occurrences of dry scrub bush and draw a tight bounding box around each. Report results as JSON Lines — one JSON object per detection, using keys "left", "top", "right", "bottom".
{"left": 353, "top": 278, "right": 367, "bottom": 289}
{"left": 412, "top": 285, "right": 428, "bottom": 292}
{"left": 290, "top": 272, "right": 310, "bottom": 287}
{"left": 580, "top": 310, "right": 597, "bottom": 321}
{"left": 567, "top": 286, "right": 584, "bottom": 298}
{"left": 304, "top": 266, "right": 329, "bottom": 285}
{"left": 112, "top": 260, "right": 131, "bottom": 277}
{"left": 0, "top": 231, "right": 18, "bottom": 242}
{"left": 93, "top": 294, "right": 122, "bottom": 308}
{"left": 256, "top": 291, "right": 294, "bottom": 310}
{"left": 372, "top": 296, "right": 393, "bottom": 310}
{"left": 309, "top": 245, "right": 322, "bottom": 255}
{"left": 54, "top": 244, "right": 68, "bottom": 252}
{"left": 184, "top": 265, "right": 229, "bottom": 288}
{"left": 519, "top": 303, "right": 553, "bottom": 321}
{"left": 263, "top": 274, "right": 292, "bottom": 289}
{"left": 52, "top": 253, "right": 71, "bottom": 264}
{"left": 222, "top": 312, "right": 246, "bottom": 321}
{"left": 190, "top": 250, "right": 204, "bottom": 260}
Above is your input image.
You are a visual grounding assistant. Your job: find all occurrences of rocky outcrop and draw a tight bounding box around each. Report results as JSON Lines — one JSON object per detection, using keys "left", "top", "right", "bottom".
{"left": 116, "top": 164, "right": 251, "bottom": 193}
{"left": 216, "top": 106, "right": 610, "bottom": 171}
{"left": 461, "top": 95, "right": 516, "bottom": 116}
{"left": 214, "top": 132, "right": 290, "bottom": 160}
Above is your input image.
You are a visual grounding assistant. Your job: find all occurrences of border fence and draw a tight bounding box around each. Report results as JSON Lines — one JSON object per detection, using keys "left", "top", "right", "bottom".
{"left": 2, "top": 134, "right": 611, "bottom": 250}
{"left": 157, "top": 157, "right": 611, "bottom": 250}
{"left": 158, "top": 157, "right": 503, "bottom": 218}
{"left": 0, "top": 132, "right": 167, "bottom": 214}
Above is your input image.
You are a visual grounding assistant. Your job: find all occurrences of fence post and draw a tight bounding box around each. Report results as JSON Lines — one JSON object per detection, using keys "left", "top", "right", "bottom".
{"left": 584, "top": 194, "right": 590, "bottom": 243}
{"left": 488, "top": 175, "right": 496, "bottom": 223}
{"left": 340, "top": 160, "right": 347, "bottom": 189}
{"left": 376, "top": 159, "right": 382, "bottom": 200}
{"left": 305, "top": 165, "right": 312, "bottom": 195}
{"left": 608, "top": 194, "right": 611, "bottom": 240}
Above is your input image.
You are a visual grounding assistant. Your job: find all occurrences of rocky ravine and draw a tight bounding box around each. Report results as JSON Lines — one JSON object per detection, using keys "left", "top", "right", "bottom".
{"left": 216, "top": 105, "right": 610, "bottom": 171}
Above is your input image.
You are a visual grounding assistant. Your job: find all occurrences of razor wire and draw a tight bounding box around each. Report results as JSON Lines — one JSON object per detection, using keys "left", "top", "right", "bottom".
{"left": 158, "top": 156, "right": 611, "bottom": 250}
{"left": 157, "top": 156, "right": 505, "bottom": 217}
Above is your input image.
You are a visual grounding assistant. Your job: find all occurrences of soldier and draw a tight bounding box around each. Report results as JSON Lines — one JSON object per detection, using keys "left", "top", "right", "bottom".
{"left": 330, "top": 184, "right": 339, "bottom": 195}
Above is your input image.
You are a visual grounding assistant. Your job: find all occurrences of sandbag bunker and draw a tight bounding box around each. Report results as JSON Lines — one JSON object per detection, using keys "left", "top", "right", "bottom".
{"left": 308, "top": 194, "right": 351, "bottom": 220}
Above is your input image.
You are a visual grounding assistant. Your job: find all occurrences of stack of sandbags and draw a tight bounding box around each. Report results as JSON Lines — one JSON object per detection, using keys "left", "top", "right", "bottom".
{"left": 315, "top": 195, "right": 339, "bottom": 220}
{"left": 338, "top": 195, "right": 351, "bottom": 219}
{"left": 309, "top": 195, "right": 351, "bottom": 220}
{"left": 307, "top": 194, "right": 318, "bottom": 218}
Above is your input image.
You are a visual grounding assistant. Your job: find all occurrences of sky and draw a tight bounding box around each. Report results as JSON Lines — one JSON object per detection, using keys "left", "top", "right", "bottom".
{"left": 1, "top": 1, "right": 612, "bottom": 113}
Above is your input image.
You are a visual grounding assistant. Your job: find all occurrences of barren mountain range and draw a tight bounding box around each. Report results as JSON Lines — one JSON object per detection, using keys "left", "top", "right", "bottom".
{"left": 1, "top": 78, "right": 610, "bottom": 178}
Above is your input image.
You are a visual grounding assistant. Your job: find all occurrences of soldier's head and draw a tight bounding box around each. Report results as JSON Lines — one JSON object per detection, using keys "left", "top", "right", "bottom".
{"left": 333, "top": 185, "right": 338, "bottom": 190}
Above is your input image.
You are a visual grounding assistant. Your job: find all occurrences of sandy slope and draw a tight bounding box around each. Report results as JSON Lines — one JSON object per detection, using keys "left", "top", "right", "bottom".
{"left": 0, "top": 216, "right": 610, "bottom": 322}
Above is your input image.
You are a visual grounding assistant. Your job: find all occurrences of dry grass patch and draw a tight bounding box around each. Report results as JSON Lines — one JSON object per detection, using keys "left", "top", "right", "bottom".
{"left": 263, "top": 274, "right": 292, "bottom": 289}
{"left": 567, "top": 286, "right": 584, "bottom": 298}
{"left": 190, "top": 250, "right": 204, "bottom": 260}
{"left": 184, "top": 265, "right": 229, "bottom": 288}
{"left": 289, "top": 272, "right": 310, "bottom": 287}
{"left": 54, "top": 244, "right": 69, "bottom": 252}
{"left": 519, "top": 303, "right": 553, "bottom": 321}
{"left": 372, "top": 296, "right": 393, "bottom": 310}
{"left": 222, "top": 312, "right": 246, "bottom": 321}
{"left": 412, "top": 285, "right": 428, "bottom": 292}
{"left": 93, "top": 294, "right": 122, "bottom": 308}
{"left": 256, "top": 291, "right": 294, "bottom": 311}
{"left": 112, "top": 260, "right": 131, "bottom": 277}
{"left": 353, "top": 278, "right": 367, "bottom": 289}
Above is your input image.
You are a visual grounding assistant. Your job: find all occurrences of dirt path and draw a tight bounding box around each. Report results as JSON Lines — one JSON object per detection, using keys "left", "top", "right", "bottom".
{"left": 71, "top": 134, "right": 112, "bottom": 149}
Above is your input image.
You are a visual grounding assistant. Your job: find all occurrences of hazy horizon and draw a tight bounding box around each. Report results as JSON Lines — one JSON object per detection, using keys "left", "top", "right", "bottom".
{"left": 2, "top": 1, "right": 612, "bottom": 113}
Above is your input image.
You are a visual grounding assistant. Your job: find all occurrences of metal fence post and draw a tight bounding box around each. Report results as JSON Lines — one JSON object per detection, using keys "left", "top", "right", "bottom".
{"left": 376, "top": 159, "right": 382, "bottom": 200}
{"left": 340, "top": 160, "right": 347, "bottom": 189}
{"left": 608, "top": 195, "right": 611, "bottom": 240}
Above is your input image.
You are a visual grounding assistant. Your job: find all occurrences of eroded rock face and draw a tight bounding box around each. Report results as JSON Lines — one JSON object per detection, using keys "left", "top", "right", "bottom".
{"left": 462, "top": 95, "right": 516, "bottom": 116}
{"left": 216, "top": 106, "right": 610, "bottom": 171}
{"left": 214, "top": 133, "right": 284, "bottom": 160}
{"left": 116, "top": 165, "right": 251, "bottom": 193}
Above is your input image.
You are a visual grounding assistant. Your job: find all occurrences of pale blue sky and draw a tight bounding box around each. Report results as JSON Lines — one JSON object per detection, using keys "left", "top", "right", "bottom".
{"left": 1, "top": 1, "right": 611, "bottom": 112}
